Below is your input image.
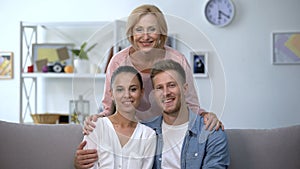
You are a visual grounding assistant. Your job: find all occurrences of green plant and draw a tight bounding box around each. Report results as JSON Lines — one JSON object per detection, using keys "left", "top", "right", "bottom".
{"left": 71, "top": 42, "right": 97, "bottom": 60}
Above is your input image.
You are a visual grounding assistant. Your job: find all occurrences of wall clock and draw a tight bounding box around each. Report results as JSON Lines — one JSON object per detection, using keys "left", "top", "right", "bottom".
{"left": 204, "top": 0, "right": 235, "bottom": 27}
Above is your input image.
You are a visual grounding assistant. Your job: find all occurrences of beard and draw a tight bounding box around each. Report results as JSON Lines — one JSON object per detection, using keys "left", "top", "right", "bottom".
{"left": 161, "top": 97, "right": 182, "bottom": 116}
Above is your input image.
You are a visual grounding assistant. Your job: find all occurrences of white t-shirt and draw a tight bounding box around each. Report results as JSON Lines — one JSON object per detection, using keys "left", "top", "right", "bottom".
{"left": 161, "top": 120, "right": 189, "bottom": 169}
{"left": 84, "top": 117, "right": 156, "bottom": 169}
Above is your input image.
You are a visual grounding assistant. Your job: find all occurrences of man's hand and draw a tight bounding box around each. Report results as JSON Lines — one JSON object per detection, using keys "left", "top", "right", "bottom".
{"left": 74, "top": 141, "right": 98, "bottom": 169}
{"left": 202, "top": 112, "right": 224, "bottom": 131}
{"left": 83, "top": 114, "right": 104, "bottom": 135}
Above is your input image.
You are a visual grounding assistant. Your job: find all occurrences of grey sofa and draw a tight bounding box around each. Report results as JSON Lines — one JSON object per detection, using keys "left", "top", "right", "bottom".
{"left": 0, "top": 120, "right": 299, "bottom": 169}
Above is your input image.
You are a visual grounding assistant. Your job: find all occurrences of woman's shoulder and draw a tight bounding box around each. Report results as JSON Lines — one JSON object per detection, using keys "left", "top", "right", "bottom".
{"left": 106, "top": 47, "right": 131, "bottom": 73}
{"left": 165, "top": 46, "right": 185, "bottom": 58}
{"left": 137, "top": 122, "right": 156, "bottom": 137}
{"left": 88, "top": 117, "right": 109, "bottom": 137}
{"left": 164, "top": 46, "right": 190, "bottom": 67}
{"left": 165, "top": 46, "right": 188, "bottom": 61}
{"left": 110, "top": 46, "right": 130, "bottom": 62}
{"left": 94, "top": 117, "right": 111, "bottom": 128}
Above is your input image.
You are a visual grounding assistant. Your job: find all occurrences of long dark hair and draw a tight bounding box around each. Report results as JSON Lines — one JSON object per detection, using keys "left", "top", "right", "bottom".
{"left": 110, "top": 66, "right": 143, "bottom": 114}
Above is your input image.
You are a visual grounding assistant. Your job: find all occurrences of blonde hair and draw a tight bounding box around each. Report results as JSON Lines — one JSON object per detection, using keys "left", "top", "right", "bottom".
{"left": 126, "top": 4, "right": 168, "bottom": 49}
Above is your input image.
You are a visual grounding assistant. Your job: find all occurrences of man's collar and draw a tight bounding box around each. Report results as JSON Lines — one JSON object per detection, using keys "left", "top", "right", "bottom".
{"left": 188, "top": 110, "right": 200, "bottom": 135}
{"left": 147, "top": 109, "right": 201, "bottom": 135}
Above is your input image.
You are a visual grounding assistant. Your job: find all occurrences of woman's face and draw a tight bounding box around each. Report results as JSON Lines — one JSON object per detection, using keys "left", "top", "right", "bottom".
{"left": 111, "top": 72, "right": 143, "bottom": 114}
{"left": 132, "top": 14, "right": 161, "bottom": 52}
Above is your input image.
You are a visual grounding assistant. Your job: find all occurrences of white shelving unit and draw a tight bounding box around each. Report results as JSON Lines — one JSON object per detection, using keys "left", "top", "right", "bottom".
{"left": 21, "top": 73, "right": 106, "bottom": 79}
{"left": 19, "top": 20, "right": 128, "bottom": 123}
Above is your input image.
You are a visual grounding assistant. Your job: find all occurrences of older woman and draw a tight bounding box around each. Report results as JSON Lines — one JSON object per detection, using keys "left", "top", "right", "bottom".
{"left": 85, "top": 4, "right": 222, "bottom": 130}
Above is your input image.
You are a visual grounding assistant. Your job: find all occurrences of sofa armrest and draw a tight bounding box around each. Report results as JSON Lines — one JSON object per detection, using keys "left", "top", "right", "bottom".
{"left": 226, "top": 125, "right": 300, "bottom": 169}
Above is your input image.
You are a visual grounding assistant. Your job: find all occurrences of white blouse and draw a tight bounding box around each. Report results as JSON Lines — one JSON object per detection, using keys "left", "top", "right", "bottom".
{"left": 84, "top": 117, "right": 156, "bottom": 169}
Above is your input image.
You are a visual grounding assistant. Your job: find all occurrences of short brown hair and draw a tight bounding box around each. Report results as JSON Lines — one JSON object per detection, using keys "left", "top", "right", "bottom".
{"left": 126, "top": 4, "right": 168, "bottom": 49}
{"left": 150, "top": 59, "right": 186, "bottom": 84}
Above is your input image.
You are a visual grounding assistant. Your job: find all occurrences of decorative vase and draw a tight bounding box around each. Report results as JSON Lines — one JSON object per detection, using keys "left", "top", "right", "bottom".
{"left": 69, "top": 95, "right": 90, "bottom": 124}
{"left": 73, "top": 59, "right": 90, "bottom": 73}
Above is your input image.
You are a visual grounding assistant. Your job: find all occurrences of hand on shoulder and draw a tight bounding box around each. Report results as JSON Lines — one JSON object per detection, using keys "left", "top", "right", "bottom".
{"left": 83, "top": 113, "right": 106, "bottom": 135}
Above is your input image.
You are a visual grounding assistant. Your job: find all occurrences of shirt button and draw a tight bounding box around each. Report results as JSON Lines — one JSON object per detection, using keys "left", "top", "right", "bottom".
{"left": 159, "top": 158, "right": 162, "bottom": 161}
{"left": 194, "top": 153, "right": 198, "bottom": 156}
{"left": 118, "top": 165, "right": 121, "bottom": 168}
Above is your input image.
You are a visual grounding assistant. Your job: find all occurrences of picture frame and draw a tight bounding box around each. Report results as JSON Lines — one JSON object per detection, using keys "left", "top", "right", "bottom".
{"left": 0, "top": 51, "right": 13, "bottom": 79}
{"left": 272, "top": 32, "right": 300, "bottom": 64}
{"left": 166, "top": 34, "right": 177, "bottom": 49}
{"left": 32, "top": 43, "right": 74, "bottom": 72}
{"left": 190, "top": 51, "right": 208, "bottom": 77}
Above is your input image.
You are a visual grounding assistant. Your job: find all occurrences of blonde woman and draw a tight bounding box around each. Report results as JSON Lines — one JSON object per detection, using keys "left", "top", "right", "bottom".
{"left": 86, "top": 4, "right": 222, "bottom": 130}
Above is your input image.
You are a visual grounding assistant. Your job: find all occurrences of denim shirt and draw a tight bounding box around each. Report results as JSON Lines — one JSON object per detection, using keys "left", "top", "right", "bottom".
{"left": 143, "top": 110, "right": 230, "bottom": 169}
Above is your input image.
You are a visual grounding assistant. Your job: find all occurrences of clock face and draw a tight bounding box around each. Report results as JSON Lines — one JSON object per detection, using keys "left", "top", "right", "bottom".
{"left": 205, "top": 0, "right": 235, "bottom": 27}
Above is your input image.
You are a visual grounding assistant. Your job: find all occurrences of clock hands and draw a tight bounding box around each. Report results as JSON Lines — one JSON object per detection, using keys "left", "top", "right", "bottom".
{"left": 216, "top": 1, "right": 230, "bottom": 21}
{"left": 205, "top": 0, "right": 235, "bottom": 26}
{"left": 218, "top": 10, "right": 230, "bottom": 20}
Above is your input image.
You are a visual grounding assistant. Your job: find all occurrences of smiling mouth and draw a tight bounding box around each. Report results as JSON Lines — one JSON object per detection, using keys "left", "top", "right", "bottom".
{"left": 123, "top": 100, "right": 133, "bottom": 105}
{"left": 162, "top": 97, "right": 175, "bottom": 106}
{"left": 140, "top": 41, "right": 153, "bottom": 46}
{"left": 142, "top": 43, "right": 151, "bottom": 46}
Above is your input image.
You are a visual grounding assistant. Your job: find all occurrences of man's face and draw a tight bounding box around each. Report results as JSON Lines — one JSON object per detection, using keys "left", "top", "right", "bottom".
{"left": 152, "top": 70, "right": 185, "bottom": 115}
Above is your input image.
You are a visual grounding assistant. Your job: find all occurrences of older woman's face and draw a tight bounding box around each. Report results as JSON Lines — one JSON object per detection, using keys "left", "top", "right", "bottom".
{"left": 132, "top": 14, "right": 161, "bottom": 52}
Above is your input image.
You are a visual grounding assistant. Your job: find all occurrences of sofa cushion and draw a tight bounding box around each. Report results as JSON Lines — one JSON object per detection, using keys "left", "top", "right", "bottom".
{"left": 0, "top": 120, "right": 83, "bottom": 169}
{"left": 1, "top": 120, "right": 299, "bottom": 169}
{"left": 226, "top": 125, "right": 300, "bottom": 169}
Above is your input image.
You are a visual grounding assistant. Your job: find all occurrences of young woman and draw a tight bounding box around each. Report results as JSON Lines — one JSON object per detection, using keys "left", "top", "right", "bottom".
{"left": 82, "top": 66, "right": 156, "bottom": 169}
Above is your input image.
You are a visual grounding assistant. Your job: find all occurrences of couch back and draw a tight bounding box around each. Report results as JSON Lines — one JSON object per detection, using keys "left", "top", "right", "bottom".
{"left": 0, "top": 120, "right": 83, "bottom": 169}
{"left": 0, "top": 120, "right": 299, "bottom": 169}
{"left": 226, "top": 125, "right": 300, "bottom": 169}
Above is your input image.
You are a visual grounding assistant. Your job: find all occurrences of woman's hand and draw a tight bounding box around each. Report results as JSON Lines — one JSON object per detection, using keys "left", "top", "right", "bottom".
{"left": 202, "top": 112, "right": 224, "bottom": 131}
{"left": 83, "top": 113, "right": 105, "bottom": 135}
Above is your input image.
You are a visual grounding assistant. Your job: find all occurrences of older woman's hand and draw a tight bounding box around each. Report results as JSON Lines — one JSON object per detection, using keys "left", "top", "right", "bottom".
{"left": 202, "top": 112, "right": 224, "bottom": 131}
{"left": 83, "top": 113, "right": 105, "bottom": 135}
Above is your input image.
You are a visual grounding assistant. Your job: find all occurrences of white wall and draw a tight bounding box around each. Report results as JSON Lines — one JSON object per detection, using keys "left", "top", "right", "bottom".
{"left": 0, "top": 0, "right": 299, "bottom": 129}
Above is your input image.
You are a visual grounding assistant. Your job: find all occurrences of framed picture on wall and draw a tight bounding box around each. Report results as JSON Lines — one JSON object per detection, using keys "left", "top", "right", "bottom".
{"left": 190, "top": 51, "right": 208, "bottom": 77}
{"left": 0, "top": 51, "right": 13, "bottom": 79}
{"left": 272, "top": 32, "right": 300, "bottom": 64}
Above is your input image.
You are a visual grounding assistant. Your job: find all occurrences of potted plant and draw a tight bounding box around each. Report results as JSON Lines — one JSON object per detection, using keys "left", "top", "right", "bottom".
{"left": 71, "top": 42, "right": 97, "bottom": 73}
